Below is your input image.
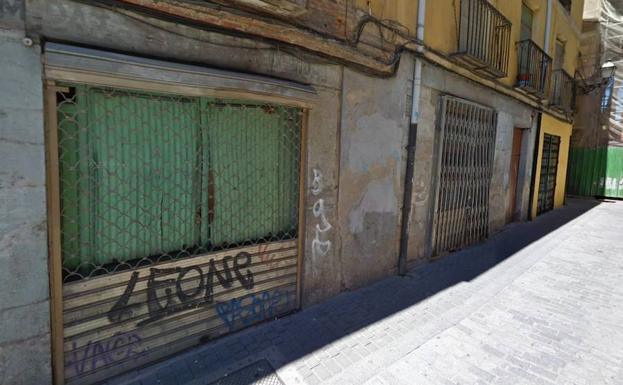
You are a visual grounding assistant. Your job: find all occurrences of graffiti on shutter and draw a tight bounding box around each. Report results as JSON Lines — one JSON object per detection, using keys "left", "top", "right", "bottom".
{"left": 54, "top": 84, "right": 303, "bottom": 384}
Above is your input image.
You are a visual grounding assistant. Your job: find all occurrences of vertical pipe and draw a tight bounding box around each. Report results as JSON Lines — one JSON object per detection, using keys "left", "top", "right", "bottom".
{"left": 398, "top": 0, "right": 426, "bottom": 275}
{"left": 542, "top": 0, "right": 553, "bottom": 94}
{"left": 544, "top": 0, "right": 553, "bottom": 55}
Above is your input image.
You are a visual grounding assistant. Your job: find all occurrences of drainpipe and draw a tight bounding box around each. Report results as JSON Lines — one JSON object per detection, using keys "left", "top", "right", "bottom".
{"left": 398, "top": 0, "right": 426, "bottom": 275}
{"left": 544, "top": 0, "right": 553, "bottom": 55}
{"left": 541, "top": 0, "right": 554, "bottom": 94}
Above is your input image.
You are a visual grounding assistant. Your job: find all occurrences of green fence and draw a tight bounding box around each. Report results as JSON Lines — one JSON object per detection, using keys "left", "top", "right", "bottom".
{"left": 567, "top": 146, "right": 623, "bottom": 198}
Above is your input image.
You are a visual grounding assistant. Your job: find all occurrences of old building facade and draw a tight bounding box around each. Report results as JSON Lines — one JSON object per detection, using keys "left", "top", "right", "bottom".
{"left": 0, "top": 0, "right": 583, "bottom": 384}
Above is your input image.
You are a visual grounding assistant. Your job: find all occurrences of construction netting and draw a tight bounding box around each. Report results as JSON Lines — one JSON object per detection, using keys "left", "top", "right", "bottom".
{"left": 601, "top": 0, "right": 623, "bottom": 145}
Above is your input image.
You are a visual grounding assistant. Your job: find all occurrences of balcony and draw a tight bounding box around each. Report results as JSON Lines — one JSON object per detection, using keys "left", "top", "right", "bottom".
{"left": 550, "top": 69, "right": 575, "bottom": 113}
{"left": 516, "top": 39, "right": 552, "bottom": 98}
{"left": 453, "top": 0, "right": 512, "bottom": 78}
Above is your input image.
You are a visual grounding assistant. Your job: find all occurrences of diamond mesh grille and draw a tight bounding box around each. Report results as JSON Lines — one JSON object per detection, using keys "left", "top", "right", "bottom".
{"left": 55, "top": 84, "right": 302, "bottom": 282}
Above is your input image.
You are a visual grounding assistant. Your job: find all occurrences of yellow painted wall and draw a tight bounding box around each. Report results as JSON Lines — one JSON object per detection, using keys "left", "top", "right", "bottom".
{"left": 550, "top": 2, "right": 582, "bottom": 75}
{"left": 355, "top": 0, "right": 418, "bottom": 34}
{"left": 354, "top": 0, "right": 583, "bottom": 81}
{"left": 421, "top": 0, "right": 583, "bottom": 87}
{"left": 531, "top": 113, "right": 573, "bottom": 218}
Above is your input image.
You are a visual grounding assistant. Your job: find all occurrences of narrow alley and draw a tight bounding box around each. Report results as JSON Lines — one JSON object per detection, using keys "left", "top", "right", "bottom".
{"left": 109, "top": 198, "right": 623, "bottom": 385}
{"left": 3, "top": 2, "right": 622, "bottom": 384}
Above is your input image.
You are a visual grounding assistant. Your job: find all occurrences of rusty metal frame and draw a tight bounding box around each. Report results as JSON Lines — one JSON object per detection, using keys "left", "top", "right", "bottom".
{"left": 296, "top": 109, "right": 309, "bottom": 309}
{"left": 44, "top": 79, "right": 65, "bottom": 385}
{"left": 43, "top": 49, "right": 313, "bottom": 384}
{"left": 431, "top": 95, "right": 497, "bottom": 256}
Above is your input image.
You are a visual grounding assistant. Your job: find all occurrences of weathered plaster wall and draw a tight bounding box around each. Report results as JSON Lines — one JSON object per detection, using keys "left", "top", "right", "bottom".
{"left": 337, "top": 60, "right": 411, "bottom": 290}
{"left": 26, "top": 0, "right": 412, "bottom": 305}
{"left": 28, "top": 0, "right": 350, "bottom": 309}
{"left": 408, "top": 62, "right": 537, "bottom": 265}
{"left": 0, "top": 9, "right": 52, "bottom": 383}
{"left": 302, "top": 82, "right": 344, "bottom": 306}
{"left": 26, "top": 0, "right": 343, "bottom": 86}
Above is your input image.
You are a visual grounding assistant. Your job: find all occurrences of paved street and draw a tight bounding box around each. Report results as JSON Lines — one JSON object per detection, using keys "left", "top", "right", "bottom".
{"left": 111, "top": 198, "right": 623, "bottom": 385}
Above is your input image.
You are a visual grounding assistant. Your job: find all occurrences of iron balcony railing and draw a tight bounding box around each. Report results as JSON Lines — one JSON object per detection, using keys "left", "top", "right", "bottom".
{"left": 516, "top": 39, "right": 552, "bottom": 97}
{"left": 550, "top": 69, "right": 575, "bottom": 113}
{"left": 453, "top": 0, "right": 512, "bottom": 78}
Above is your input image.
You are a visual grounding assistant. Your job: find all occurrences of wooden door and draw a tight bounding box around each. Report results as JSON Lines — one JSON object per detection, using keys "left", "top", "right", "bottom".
{"left": 506, "top": 128, "right": 522, "bottom": 223}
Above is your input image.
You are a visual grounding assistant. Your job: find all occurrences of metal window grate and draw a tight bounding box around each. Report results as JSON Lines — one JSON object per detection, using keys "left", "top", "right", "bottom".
{"left": 432, "top": 96, "right": 497, "bottom": 255}
{"left": 56, "top": 84, "right": 302, "bottom": 282}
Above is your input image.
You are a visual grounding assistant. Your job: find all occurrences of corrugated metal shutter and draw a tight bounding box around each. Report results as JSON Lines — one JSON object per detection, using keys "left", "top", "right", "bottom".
{"left": 56, "top": 84, "right": 302, "bottom": 385}
{"left": 537, "top": 133, "right": 560, "bottom": 215}
{"left": 432, "top": 96, "right": 497, "bottom": 255}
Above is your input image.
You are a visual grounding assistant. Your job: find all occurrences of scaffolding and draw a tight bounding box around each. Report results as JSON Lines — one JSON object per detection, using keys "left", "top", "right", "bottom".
{"left": 601, "top": 0, "right": 623, "bottom": 145}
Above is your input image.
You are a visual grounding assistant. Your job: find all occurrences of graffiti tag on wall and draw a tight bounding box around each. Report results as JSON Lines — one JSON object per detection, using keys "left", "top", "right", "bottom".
{"left": 257, "top": 243, "right": 281, "bottom": 270}
{"left": 311, "top": 168, "right": 332, "bottom": 258}
{"left": 67, "top": 332, "right": 146, "bottom": 376}
{"left": 107, "top": 251, "right": 254, "bottom": 327}
{"left": 216, "top": 289, "right": 295, "bottom": 331}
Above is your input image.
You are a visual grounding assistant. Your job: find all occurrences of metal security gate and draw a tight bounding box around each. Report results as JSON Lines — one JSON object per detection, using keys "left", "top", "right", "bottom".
{"left": 51, "top": 84, "right": 303, "bottom": 385}
{"left": 537, "top": 133, "right": 560, "bottom": 214}
{"left": 43, "top": 45, "right": 313, "bottom": 385}
{"left": 432, "top": 96, "right": 497, "bottom": 255}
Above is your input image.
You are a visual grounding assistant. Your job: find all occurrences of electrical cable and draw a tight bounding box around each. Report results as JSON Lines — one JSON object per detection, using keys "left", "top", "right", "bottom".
{"left": 68, "top": 0, "right": 421, "bottom": 77}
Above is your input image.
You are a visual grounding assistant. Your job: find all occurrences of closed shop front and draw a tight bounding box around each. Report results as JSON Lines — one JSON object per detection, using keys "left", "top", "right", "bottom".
{"left": 44, "top": 44, "right": 314, "bottom": 384}
{"left": 431, "top": 96, "right": 497, "bottom": 255}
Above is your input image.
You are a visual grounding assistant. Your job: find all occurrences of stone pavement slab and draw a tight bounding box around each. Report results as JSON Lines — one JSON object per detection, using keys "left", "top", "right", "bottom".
{"left": 108, "top": 198, "right": 623, "bottom": 385}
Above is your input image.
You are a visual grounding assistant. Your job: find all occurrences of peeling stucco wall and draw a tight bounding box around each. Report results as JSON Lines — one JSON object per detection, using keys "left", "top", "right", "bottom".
{"left": 336, "top": 61, "right": 411, "bottom": 290}
{"left": 26, "top": 0, "right": 348, "bottom": 309}
{"left": 0, "top": 4, "right": 547, "bottom": 384}
{"left": 0, "top": 20, "right": 52, "bottom": 385}
{"left": 302, "top": 82, "right": 343, "bottom": 306}
{"left": 408, "top": 62, "right": 537, "bottom": 266}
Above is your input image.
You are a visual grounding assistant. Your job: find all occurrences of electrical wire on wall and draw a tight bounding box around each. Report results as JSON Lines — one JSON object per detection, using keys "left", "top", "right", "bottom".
{"left": 69, "top": 0, "right": 422, "bottom": 78}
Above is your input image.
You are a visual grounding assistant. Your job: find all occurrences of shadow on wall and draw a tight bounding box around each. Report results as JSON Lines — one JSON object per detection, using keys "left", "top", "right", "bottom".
{"left": 114, "top": 198, "right": 601, "bottom": 385}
